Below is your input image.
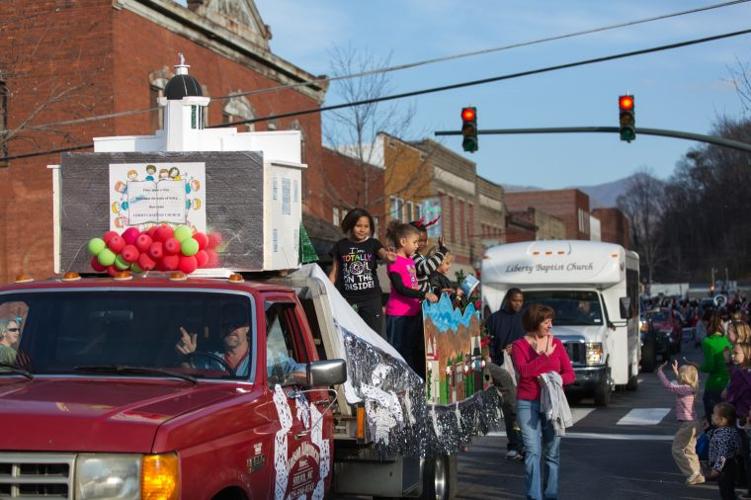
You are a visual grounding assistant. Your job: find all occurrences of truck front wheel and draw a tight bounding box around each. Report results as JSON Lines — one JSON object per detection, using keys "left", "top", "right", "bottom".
{"left": 421, "top": 454, "right": 457, "bottom": 500}
{"left": 593, "top": 375, "right": 611, "bottom": 407}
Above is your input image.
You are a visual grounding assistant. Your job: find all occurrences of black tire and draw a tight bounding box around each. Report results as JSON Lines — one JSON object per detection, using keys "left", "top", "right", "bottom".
{"left": 641, "top": 334, "right": 657, "bottom": 373}
{"left": 626, "top": 372, "right": 638, "bottom": 391}
{"left": 421, "top": 455, "right": 457, "bottom": 500}
{"left": 593, "top": 374, "right": 611, "bottom": 407}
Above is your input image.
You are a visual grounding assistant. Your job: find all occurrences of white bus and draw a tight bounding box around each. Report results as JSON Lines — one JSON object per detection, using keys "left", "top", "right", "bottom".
{"left": 481, "top": 240, "right": 640, "bottom": 406}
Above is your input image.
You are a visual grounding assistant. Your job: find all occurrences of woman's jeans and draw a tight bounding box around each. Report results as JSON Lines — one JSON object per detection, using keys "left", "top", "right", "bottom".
{"left": 517, "top": 399, "right": 560, "bottom": 500}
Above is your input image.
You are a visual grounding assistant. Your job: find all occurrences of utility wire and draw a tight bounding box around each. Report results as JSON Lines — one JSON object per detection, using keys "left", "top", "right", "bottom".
{"left": 213, "top": 26, "right": 751, "bottom": 128}
{"left": 24, "top": 0, "right": 750, "bottom": 131}
{"left": 214, "top": 0, "right": 751, "bottom": 100}
{"left": 5, "top": 26, "right": 751, "bottom": 162}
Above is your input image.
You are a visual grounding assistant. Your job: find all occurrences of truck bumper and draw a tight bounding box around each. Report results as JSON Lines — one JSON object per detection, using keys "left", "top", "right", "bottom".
{"left": 566, "top": 366, "right": 608, "bottom": 392}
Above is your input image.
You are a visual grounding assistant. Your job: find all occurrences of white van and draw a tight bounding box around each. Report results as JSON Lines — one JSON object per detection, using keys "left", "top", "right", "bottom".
{"left": 481, "top": 240, "right": 640, "bottom": 406}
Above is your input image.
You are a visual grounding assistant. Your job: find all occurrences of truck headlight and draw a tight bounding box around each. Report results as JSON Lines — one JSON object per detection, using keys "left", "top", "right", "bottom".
{"left": 75, "top": 453, "right": 179, "bottom": 500}
{"left": 586, "top": 343, "right": 605, "bottom": 366}
{"left": 75, "top": 454, "right": 140, "bottom": 499}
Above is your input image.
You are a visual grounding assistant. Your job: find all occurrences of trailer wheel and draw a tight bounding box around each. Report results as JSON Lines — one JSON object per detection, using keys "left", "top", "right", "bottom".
{"left": 421, "top": 454, "right": 457, "bottom": 500}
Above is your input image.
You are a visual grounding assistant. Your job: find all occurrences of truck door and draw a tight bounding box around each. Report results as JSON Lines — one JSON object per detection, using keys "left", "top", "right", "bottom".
{"left": 265, "top": 301, "right": 327, "bottom": 499}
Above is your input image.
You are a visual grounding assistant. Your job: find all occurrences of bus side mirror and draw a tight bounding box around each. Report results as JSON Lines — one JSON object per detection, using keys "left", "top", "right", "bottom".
{"left": 619, "top": 297, "right": 631, "bottom": 320}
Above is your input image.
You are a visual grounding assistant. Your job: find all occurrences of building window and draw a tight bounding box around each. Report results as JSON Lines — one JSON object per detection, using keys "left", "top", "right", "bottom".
{"left": 469, "top": 204, "right": 474, "bottom": 242}
{"left": 413, "top": 203, "right": 421, "bottom": 221}
{"left": 148, "top": 68, "right": 171, "bottom": 131}
{"left": 373, "top": 216, "right": 380, "bottom": 238}
{"left": 390, "top": 196, "right": 404, "bottom": 220}
{"left": 448, "top": 196, "right": 455, "bottom": 243}
{"left": 406, "top": 201, "right": 414, "bottom": 222}
{"left": 333, "top": 207, "right": 340, "bottom": 227}
{"left": 223, "top": 93, "right": 255, "bottom": 131}
{"left": 0, "top": 81, "right": 7, "bottom": 163}
{"left": 459, "top": 200, "right": 465, "bottom": 245}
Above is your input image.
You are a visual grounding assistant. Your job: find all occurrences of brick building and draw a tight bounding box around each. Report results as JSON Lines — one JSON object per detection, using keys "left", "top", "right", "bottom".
{"left": 592, "top": 207, "right": 631, "bottom": 249}
{"left": 506, "top": 207, "right": 566, "bottom": 242}
{"left": 476, "top": 176, "right": 505, "bottom": 247}
{"left": 320, "top": 147, "right": 385, "bottom": 240}
{"left": 0, "top": 0, "right": 327, "bottom": 282}
{"left": 505, "top": 211, "right": 537, "bottom": 243}
{"left": 504, "top": 189, "right": 591, "bottom": 240}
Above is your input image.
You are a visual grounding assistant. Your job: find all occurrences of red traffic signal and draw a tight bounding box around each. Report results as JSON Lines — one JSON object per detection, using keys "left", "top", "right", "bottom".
{"left": 461, "top": 107, "right": 476, "bottom": 121}
{"left": 619, "top": 95, "right": 634, "bottom": 111}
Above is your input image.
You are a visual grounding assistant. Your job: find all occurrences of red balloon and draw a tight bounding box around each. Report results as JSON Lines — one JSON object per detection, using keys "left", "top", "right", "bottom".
{"left": 148, "top": 241, "right": 164, "bottom": 260}
{"left": 195, "top": 249, "right": 209, "bottom": 268}
{"left": 164, "top": 237, "right": 181, "bottom": 255}
{"left": 107, "top": 234, "right": 125, "bottom": 253}
{"left": 121, "top": 244, "right": 139, "bottom": 263}
{"left": 122, "top": 227, "right": 140, "bottom": 245}
{"left": 103, "top": 231, "right": 119, "bottom": 243}
{"left": 205, "top": 249, "right": 219, "bottom": 267}
{"left": 162, "top": 254, "right": 180, "bottom": 271}
{"left": 207, "top": 232, "right": 222, "bottom": 249}
{"left": 90, "top": 256, "right": 107, "bottom": 272}
{"left": 146, "top": 226, "right": 159, "bottom": 238}
{"left": 178, "top": 255, "right": 198, "bottom": 274}
{"left": 155, "top": 225, "right": 174, "bottom": 243}
{"left": 135, "top": 234, "right": 153, "bottom": 252}
{"left": 193, "top": 232, "right": 209, "bottom": 250}
{"left": 138, "top": 252, "right": 156, "bottom": 271}
{"left": 106, "top": 265, "right": 119, "bottom": 277}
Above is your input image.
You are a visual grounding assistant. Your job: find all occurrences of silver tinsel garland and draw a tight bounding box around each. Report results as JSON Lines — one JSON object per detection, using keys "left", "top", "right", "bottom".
{"left": 342, "top": 330, "right": 504, "bottom": 458}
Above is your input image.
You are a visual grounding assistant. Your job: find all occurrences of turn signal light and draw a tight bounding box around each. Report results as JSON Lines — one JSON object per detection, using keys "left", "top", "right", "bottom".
{"left": 356, "top": 406, "right": 366, "bottom": 441}
{"left": 228, "top": 273, "right": 245, "bottom": 283}
{"left": 62, "top": 272, "right": 81, "bottom": 282}
{"left": 169, "top": 271, "right": 187, "bottom": 281}
{"left": 113, "top": 271, "right": 133, "bottom": 281}
{"left": 142, "top": 453, "right": 179, "bottom": 500}
{"left": 14, "top": 274, "right": 34, "bottom": 283}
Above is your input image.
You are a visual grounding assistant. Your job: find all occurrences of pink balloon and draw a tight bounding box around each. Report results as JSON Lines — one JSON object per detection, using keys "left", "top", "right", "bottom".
{"left": 121, "top": 245, "right": 139, "bottom": 263}
{"left": 195, "top": 249, "right": 209, "bottom": 268}
{"left": 155, "top": 225, "right": 174, "bottom": 243}
{"left": 138, "top": 253, "right": 156, "bottom": 271}
{"left": 193, "top": 232, "right": 209, "bottom": 250}
{"left": 178, "top": 255, "right": 198, "bottom": 274}
{"left": 107, "top": 234, "right": 125, "bottom": 253}
{"left": 164, "top": 237, "right": 181, "bottom": 255}
{"left": 122, "top": 227, "right": 140, "bottom": 245}
{"left": 207, "top": 232, "right": 222, "bottom": 249}
{"left": 135, "top": 234, "right": 153, "bottom": 252}
{"left": 148, "top": 241, "right": 164, "bottom": 260}
{"left": 90, "top": 256, "right": 107, "bottom": 272}
{"left": 103, "top": 231, "right": 119, "bottom": 243}
{"left": 162, "top": 254, "right": 180, "bottom": 271}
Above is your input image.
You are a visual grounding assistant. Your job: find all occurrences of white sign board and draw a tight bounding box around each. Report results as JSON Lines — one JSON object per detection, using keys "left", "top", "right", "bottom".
{"left": 109, "top": 162, "right": 206, "bottom": 232}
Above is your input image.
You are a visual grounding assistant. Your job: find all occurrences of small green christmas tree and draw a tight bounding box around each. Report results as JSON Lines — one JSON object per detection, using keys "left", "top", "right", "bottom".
{"left": 299, "top": 223, "right": 319, "bottom": 264}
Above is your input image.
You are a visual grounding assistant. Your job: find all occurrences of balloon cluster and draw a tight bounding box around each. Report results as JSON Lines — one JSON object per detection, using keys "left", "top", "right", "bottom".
{"left": 87, "top": 225, "right": 222, "bottom": 276}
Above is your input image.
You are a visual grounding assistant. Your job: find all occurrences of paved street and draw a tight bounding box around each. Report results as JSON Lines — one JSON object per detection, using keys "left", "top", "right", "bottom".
{"left": 457, "top": 332, "right": 721, "bottom": 499}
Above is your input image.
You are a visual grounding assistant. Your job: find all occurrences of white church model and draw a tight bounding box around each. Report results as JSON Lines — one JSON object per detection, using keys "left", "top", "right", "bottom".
{"left": 55, "top": 55, "right": 306, "bottom": 273}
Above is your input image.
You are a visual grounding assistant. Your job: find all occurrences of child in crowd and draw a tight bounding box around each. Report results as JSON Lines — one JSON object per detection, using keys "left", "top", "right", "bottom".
{"left": 657, "top": 360, "right": 703, "bottom": 485}
{"left": 725, "top": 343, "right": 751, "bottom": 500}
{"left": 409, "top": 218, "right": 448, "bottom": 295}
{"left": 329, "top": 208, "right": 395, "bottom": 337}
{"left": 706, "top": 402, "right": 743, "bottom": 500}
{"left": 384, "top": 221, "right": 438, "bottom": 374}
{"left": 429, "top": 253, "right": 464, "bottom": 302}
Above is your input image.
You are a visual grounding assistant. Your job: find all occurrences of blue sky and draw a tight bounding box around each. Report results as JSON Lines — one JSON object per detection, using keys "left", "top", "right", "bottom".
{"left": 253, "top": 0, "right": 750, "bottom": 188}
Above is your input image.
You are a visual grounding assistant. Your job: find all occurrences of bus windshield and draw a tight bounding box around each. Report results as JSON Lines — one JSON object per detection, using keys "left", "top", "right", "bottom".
{"left": 522, "top": 290, "right": 604, "bottom": 326}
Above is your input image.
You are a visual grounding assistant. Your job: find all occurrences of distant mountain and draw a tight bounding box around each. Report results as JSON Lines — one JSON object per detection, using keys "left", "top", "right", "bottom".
{"left": 502, "top": 175, "right": 635, "bottom": 209}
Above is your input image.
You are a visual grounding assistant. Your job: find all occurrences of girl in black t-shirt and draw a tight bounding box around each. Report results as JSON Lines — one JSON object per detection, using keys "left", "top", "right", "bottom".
{"left": 329, "top": 208, "right": 395, "bottom": 337}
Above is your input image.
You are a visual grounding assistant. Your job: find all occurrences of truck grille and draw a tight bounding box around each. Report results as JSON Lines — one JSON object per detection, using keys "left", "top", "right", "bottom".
{"left": 0, "top": 453, "right": 75, "bottom": 499}
{"left": 564, "top": 342, "right": 585, "bottom": 365}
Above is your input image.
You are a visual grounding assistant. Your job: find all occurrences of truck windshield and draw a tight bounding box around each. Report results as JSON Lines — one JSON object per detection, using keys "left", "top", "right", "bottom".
{"left": 522, "top": 290, "right": 603, "bottom": 326}
{"left": 0, "top": 290, "right": 254, "bottom": 382}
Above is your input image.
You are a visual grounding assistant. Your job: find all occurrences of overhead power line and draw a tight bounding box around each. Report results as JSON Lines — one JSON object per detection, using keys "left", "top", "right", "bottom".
{"left": 5, "top": 26, "right": 751, "bottom": 162}
{"left": 213, "top": 26, "right": 751, "bottom": 128}
{"left": 25, "top": 0, "right": 751, "bottom": 131}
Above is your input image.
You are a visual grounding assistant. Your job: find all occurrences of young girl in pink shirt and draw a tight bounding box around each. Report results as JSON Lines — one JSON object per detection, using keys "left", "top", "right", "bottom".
{"left": 384, "top": 221, "right": 437, "bottom": 374}
{"left": 657, "top": 360, "right": 702, "bottom": 485}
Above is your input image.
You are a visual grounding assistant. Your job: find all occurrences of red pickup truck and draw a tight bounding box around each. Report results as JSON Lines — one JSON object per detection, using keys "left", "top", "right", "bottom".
{"left": 0, "top": 271, "right": 458, "bottom": 499}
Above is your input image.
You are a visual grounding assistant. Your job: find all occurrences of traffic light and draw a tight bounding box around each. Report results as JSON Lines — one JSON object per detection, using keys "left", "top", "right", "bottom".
{"left": 461, "top": 106, "right": 478, "bottom": 152}
{"left": 618, "top": 94, "right": 635, "bottom": 142}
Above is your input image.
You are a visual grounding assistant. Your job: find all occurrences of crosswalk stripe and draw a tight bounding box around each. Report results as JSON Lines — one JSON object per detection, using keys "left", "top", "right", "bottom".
{"left": 616, "top": 408, "right": 671, "bottom": 426}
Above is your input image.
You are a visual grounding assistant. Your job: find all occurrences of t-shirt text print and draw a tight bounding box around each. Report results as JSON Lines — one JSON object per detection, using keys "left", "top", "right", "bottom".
{"left": 332, "top": 238, "right": 384, "bottom": 301}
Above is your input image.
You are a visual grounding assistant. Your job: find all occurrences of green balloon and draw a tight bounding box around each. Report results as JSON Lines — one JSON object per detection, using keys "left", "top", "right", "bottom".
{"left": 115, "top": 255, "right": 130, "bottom": 270}
{"left": 131, "top": 263, "right": 143, "bottom": 274}
{"left": 181, "top": 238, "right": 199, "bottom": 256}
{"left": 97, "top": 248, "right": 116, "bottom": 267}
{"left": 88, "top": 238, "right": 106, "bottom": 256}
{"left": 174, "top": 225, "right": 193, "bottom": 242}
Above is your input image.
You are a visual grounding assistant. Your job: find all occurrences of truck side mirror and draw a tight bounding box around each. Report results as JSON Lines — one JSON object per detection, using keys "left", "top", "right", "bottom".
{"left": 306, "top": 359, "right": 347, "bottom": 387}
{"left": 619, "top": 297, "right": 631, "bottom": 320}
